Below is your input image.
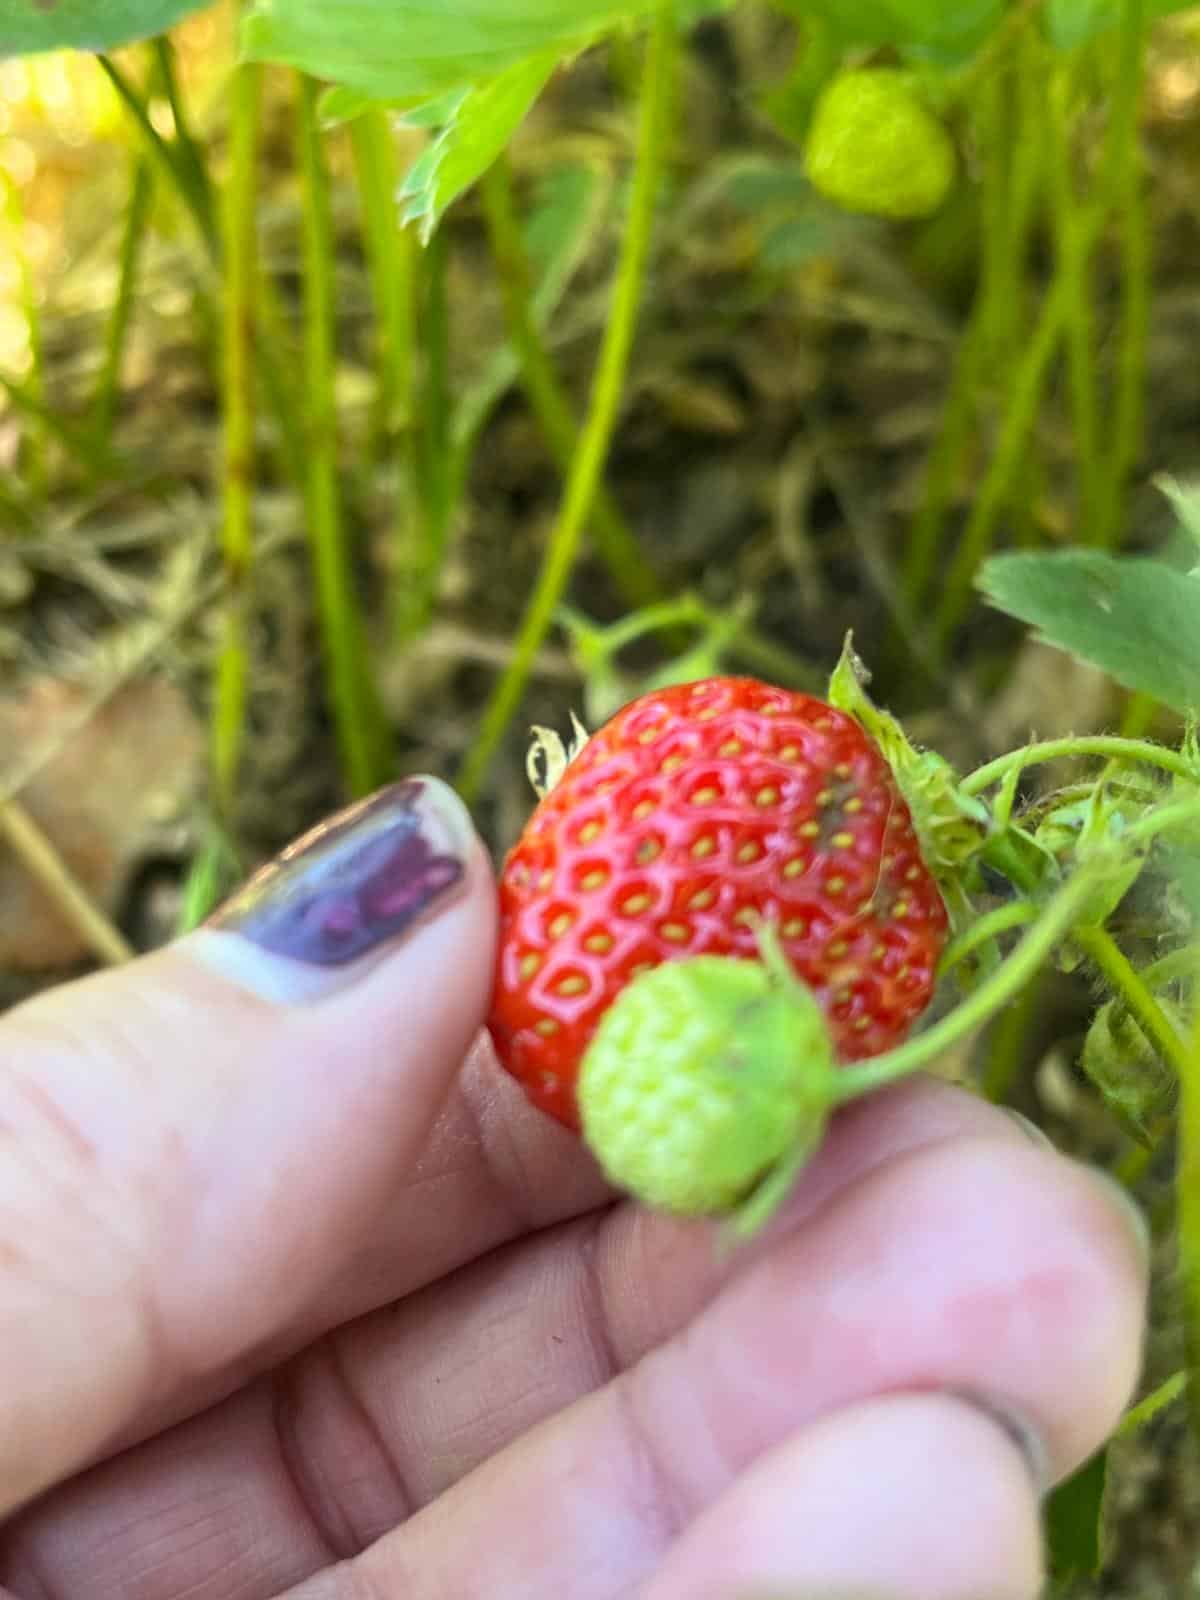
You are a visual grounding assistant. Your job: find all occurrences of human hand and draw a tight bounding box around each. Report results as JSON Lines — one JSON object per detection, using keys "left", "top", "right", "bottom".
{"left": 0, "top": 779, "right": 1147, "bottom": 1599}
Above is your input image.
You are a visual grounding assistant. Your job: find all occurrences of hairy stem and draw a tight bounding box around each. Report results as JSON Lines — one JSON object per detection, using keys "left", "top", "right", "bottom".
{"left": 938, "top": 900, "right": 1038, "bottom": 979}
{"left": 960, "top": 735, "right": 1198, "bottom": 797}
{"left": 833, "top": 862, "right": 1119, "bottom": 1102}
{"left": 456, "top": 3, "right": 677, "bottom": 802}
{"left": 1075, "top": 924, "right": 1192, "bottom": 1079}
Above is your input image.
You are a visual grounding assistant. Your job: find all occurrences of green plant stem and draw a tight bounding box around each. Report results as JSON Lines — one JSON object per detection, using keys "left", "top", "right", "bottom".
{"left": 1048, "top": 63, "right": 1102, "bottom": 534}
{"left": 932, "top": 269, "right": 1076, "bottom": 654}
{"left": 93, "top": 155, "right": 153, "bottom": 446}
{"left": 1121, "top": 794, "right": 1200, "bottom": 849}
{"left": 1008, "top": 18, "right": 1047, "bottom": 269}
{"left": 976, "top": 60, "right": 1016, "bottom": 362}
{"left": 213, "top": 62, "right": 263, "bottom": 821}
{"left": 349, "top": 109, "right": 417, "bottom": 454}
{"left": 980, "top": 972, "right": 1044, "bottom": 1103}
{"left": 563, "top": 595, "right": 820, "bottom": 694}
{"left": 938, "top": 900, "right": 1038, "bottom": 978}
{"left": 1095, "top": 0, "right": 1149, "bottom": 551}
{"left": 101, "top": 49, "right": 307, "bottom": 494}
{"left": 892, "top": 18, "right": 1043, "bottom": 662}
{"left": 896, "top": 291, "right": 988, "bottom": 631}
{"left": 297, "top": 76, "right": 388, "bottom": 796}
{"left": 1117, "top": 1371, "right": 1187, "bottom": 1437}
{"left": 961, "top": 735, "right": 1198, "bottom": 797}
{"left": 833, "top": 860, "right": 1120, "bottom": 1103}
{"left": 151, "top": 36, "right": 210, "bottom": 218}
{"left": 1075, "top": 924, "right": 1192, "bottom": 1079}
{"left": 456, "top": 4, "right": 677, "bottom": 803}
{"left": 1179, "top": 956, "right": 1200, "bottom": 1445}
{"left": 480, "top": 155, "right": 661, "bottom": 611}
{"left": 396, "top": 225, "right": 453, "bottom": 644}
{"left": 1141, "top": 944, "right": 1200, "bottom": 991}
{"left": 98, "top": 53, "right": 218, "bottom": 257}
{"left": 1120, "top": 690, "right": 1158, "bottom": 738}
{"left": 0, "top": 370, "right": 124, "bottom": 484}
{"left": 349, "top": 111, "right": 427, "bottom": 657}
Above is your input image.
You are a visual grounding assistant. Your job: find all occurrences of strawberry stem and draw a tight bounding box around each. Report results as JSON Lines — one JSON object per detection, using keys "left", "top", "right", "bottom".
{"left": 960, "top": 735, "right": 1197, "bottom": 797}
{"left": 831, "top": 860, "right": 1119, "bottom": 1103}
{"left": 1074, "top": 925, "right": 1192, "bottom": 1080}
{"left": 937, "top": 900, "right": 1038, "bottom": 978}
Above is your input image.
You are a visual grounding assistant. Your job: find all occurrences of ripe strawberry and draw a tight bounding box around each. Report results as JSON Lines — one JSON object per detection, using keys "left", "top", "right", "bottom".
{"left": 488, "top": 675, "right": 948, "bottom": 1131}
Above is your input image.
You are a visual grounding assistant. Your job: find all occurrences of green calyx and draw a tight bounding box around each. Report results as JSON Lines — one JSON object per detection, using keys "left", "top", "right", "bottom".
{"left": 804, "top": 68, "right": 957, "bottom": 222}
{"left": 828, "top": 637, "right": 993, "bottom": 938}
{"left": 578, "top": 929, "right": 836, "bottom": 1237}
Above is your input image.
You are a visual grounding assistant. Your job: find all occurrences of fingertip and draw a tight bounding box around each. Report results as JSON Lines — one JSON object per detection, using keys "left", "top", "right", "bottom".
{"left": 648, "top": 1392, "right": 1044, "bottom": 1600}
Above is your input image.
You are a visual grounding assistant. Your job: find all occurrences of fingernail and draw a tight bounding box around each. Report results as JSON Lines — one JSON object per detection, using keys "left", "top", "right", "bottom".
{"left": 1001, "top": 1108, "right": 1056, "bottom": 1151}
{"left": 941, "top": 1388, "right": 1049, "bottom": 1495}
{"left": 193, "top": 777, "right": 475, "bottom": 1002}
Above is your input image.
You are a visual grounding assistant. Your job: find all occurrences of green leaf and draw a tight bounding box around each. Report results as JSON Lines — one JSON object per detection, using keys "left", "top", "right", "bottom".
{"left": 243, "top": 0, "right": 664, "bottom": 100}
{"left": 773, "top": 0, "right": 1005, "bottom": 63}
{"left": 1046, "top": 1447, "right": 1108, "bottom": 1585}
{"left": 1158, "top": 473, "right": 1200, "bottom": 564}
{"left": 1045, "top": 0, "right": 1195, "bottom": 49}
{"left": 400, "top": 52, "right": 558, "bottom": 242}
{"left": 317, "top": 84, "right": 384, "bottom": 127}
{"left": 0, "top": 0, "right": 212, "bottom": 55}
{"left": 981, "top": 551, "right": 1200, "bottom": 717}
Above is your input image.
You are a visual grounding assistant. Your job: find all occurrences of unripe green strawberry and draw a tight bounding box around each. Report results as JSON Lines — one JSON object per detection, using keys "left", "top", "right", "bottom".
{"left": 805, "top": 69, "right": 956, "bottom": 221}
{"left": 577, "top": 935, "right": 836, "bottom": 1231}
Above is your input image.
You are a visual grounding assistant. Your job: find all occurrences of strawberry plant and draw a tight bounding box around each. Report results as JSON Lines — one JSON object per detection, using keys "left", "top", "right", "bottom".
{"left": 489, "top": 625, "right": 1198, "bottom": 1227}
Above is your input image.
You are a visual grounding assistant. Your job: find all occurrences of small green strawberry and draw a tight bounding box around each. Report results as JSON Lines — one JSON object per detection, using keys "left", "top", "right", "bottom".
{"left": 805, "top": 69, "right": 956, "bottom": 221}
{"left": 577, "top": 926, "right": 837, "bottom": 1234}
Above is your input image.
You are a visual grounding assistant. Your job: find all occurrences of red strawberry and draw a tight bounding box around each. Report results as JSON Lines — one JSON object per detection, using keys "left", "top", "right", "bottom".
{"left": 487, "top": 676, "right": 948, "bottom": 1130}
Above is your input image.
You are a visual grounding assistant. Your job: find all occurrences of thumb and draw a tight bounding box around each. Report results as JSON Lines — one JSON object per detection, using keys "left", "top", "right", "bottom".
{"left": 0, "top": 777, "right": 494, "bottom": 1515}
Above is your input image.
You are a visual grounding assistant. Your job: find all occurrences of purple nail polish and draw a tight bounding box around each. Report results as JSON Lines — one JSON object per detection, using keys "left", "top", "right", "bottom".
{"left": 208, "top": 777, "right": 473, "bottom": 967}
